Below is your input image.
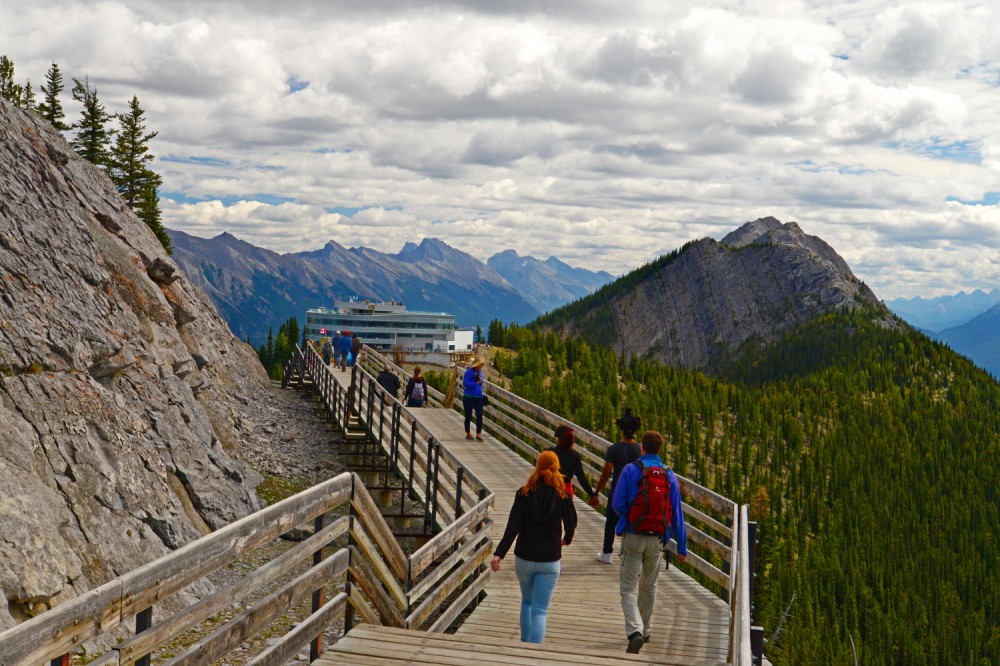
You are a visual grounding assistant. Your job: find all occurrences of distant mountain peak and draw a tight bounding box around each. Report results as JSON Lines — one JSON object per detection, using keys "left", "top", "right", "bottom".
{"left": 398, "top": 241, "right": 419, "bottom": 254}
{"left": 536, "top": 217, "right": 889, "bottom": 372}
{"left": 720, "top": 216, "right": 789, "bottom": 248}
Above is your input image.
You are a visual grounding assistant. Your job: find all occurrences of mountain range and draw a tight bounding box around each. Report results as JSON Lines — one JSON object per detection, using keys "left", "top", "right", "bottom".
{"left": 535, "top": 216, "right": 892, "bottom": 372}
{"left": 486, "top": 250, "right": 615, "bottom": 314}
{"left": 167, "top": 230, "right": 613, "bottom": 344}
{"left": 886, "top": 288, "right": 1000, "bottom": 331}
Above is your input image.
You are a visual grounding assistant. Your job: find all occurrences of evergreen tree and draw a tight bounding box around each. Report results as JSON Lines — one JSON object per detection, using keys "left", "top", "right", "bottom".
{"left": 70, "top": 77, "right": 114, "bottom": 167}
{"left": 476, "top": 325, "right": 483, "bottom": 343}
{"left": 0, "top": 56, "right": 23, "bottom": 106}
{"left": 21, "top": 80, "right": 35, "bottom": 111}
{"left": 136, "top": 174, "right": 171, "bottom": 253}
{"left": 109, "top": 95, "right": 170, "bottom": 253}
{"left": 110, "top": 96, "right": 158, "bottom": 207}
{"left": 38, "top": 63, "right": 69, "bottom": 131}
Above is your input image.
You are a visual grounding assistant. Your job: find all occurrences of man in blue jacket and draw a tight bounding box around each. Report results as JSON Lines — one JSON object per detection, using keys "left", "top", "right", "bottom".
{"left": 611, "top": 430, "right": 687, "bottom": 654}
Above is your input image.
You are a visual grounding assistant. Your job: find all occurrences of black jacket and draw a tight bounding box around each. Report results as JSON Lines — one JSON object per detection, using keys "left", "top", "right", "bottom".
{"left": 376, "top": 370, "right": 400, "bottom": 398}
{"left": 546, "top": 445, "right": 595, "bottom": 497}
{"left": 494, "top": 484, "right": 576, "bottom": 563}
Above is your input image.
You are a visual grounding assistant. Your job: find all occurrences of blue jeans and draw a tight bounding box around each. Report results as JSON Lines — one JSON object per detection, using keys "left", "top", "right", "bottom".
{"left": 514, "top": 556, "right": 560, "bottom": 643}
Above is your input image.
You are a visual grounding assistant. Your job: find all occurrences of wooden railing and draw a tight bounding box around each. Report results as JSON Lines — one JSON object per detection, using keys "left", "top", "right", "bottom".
{"left": 357, "top": 347, "right": 761, "bottom": 664}
{"left": 0, "top": 349, "right": 496, "bottom": 666}
{"left": 295, "top": 344, "right": 496, "bottom": 630}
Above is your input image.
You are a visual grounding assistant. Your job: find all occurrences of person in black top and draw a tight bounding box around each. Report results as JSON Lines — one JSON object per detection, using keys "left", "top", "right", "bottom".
{"left": 404, "top": 367, "right": 429, "bottom": 408}
{"left": 491, "top": 450, "right": 576, "bottom": 644}
{"left": 376, "top": 368, "right": 401, "bottom": 399}
{"left": 591, "top": 408, "right": 642, "bottom": 563}
{"left": 546, "top": 425, "right": 599, "bottom": 507}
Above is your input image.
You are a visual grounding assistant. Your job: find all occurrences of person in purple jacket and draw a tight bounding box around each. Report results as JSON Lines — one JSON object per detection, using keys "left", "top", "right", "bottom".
{"left": 611, "top": 430, "right": 687, "bottom": 654}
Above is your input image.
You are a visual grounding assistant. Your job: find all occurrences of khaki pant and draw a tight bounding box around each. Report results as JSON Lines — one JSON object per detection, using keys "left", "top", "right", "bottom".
{"left": 619, "top": 531, "right": 662, "bottom": 638}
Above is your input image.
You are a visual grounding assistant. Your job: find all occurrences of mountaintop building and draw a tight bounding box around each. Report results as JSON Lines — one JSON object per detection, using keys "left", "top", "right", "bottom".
{"left": 304, "top": 300, "right": 473, "bottom": 359}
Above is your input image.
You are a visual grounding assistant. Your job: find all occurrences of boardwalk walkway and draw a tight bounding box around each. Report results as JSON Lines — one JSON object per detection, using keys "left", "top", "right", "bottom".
{"left": 318, "top": 366, "right": 730, "bottom": 665}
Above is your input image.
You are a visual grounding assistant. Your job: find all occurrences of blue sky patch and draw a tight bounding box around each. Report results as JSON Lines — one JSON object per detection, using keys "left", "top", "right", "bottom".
{"left": 161, "top": 155, "right": 231, "bottom": 167}
{"left": 946, "top": 192, "right": 1000, "bottom": 206}
{"left": 286, "top": 76, "right": 309, "bottom": 94}
{"left": 883, "top": 139, "right": 981, "bottom": 164}
{"left": 325, "top": 205, "right": 403, "bottom": 218}
{"left": 160, "top": 192, "right": 296, "bottom": 206}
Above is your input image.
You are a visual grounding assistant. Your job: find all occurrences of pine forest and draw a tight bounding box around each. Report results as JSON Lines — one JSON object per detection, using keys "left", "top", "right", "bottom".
{"left": 458, "top": 311, "right": 1000, "bottom": 664}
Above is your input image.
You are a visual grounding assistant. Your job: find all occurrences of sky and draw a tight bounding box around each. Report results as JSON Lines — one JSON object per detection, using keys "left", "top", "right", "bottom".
{"left": 2, "top": 0, "right": 999, "bottom": 300}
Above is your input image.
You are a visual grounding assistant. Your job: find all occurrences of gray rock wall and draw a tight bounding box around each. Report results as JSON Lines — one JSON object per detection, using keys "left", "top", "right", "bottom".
{"left": 0, "top": 98, "right": 270, "bottom": 628}
{"left": 566, "top": 217, "right": 890, "bottom": 371}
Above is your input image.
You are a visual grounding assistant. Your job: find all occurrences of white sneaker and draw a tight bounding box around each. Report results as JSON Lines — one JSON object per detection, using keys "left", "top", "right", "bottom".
{"left": 596, "top": 552, "right": 613, "bottom": 564}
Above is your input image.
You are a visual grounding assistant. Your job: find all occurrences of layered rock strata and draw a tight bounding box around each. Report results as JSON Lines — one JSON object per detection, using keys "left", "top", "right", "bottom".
{"left": 0, "top": 98, "right": 270, "bottom": 629}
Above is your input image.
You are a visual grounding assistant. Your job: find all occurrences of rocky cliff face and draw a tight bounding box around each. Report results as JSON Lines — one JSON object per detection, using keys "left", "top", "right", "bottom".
{"left": 541, "top": 217, "right": 891, "bottom": 372}
{"left": 0, "top": 99, "right": 270, "bottom": 629}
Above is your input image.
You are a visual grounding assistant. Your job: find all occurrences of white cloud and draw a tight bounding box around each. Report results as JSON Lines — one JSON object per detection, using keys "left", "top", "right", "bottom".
{"left": 2, "top": 0, "right": 999, "bottom": 300}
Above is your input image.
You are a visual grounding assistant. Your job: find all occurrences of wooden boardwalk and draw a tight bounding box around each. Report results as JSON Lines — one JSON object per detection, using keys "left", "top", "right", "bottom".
{"left": 318, "top": 367, "right": 731, "bottom": 665}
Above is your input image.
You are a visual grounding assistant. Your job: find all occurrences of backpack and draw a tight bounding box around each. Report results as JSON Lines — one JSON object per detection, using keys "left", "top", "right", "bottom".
{"left": 627, "top": 461, "right": 671, "bottom": 536}
{"left": 411, "top": 380, "right": 425, "bottom": 401}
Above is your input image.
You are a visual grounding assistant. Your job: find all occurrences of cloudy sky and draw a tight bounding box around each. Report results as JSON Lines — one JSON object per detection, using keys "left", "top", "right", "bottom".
{"left": 3, "top": 0, "right": 999, "bottom": 299}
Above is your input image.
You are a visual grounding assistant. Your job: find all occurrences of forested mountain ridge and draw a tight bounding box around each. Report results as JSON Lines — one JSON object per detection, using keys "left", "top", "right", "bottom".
{"left": 475, "top": 314, "right": 1000, "bottom": 664}
{"left": 534, "top": 216, "right": 893, "bottom": 372}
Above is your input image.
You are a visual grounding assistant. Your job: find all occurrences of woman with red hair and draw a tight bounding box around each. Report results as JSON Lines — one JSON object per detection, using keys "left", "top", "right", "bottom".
{"left": 491, "top": 450, "right": 577, "bottom": 643}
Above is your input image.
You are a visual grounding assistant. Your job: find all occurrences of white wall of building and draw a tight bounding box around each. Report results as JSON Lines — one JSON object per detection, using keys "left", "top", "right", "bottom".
{"left": 433, "top": 329, "right": 474, "bottom": 352}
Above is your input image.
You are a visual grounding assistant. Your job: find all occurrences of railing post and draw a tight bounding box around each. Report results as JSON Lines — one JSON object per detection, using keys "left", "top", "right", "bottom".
{"left": 455, "top": 467, "right": 465, "bottom": 520}
{"left": 471, "top": 487, "right": 488, "bottom": 609}
{"left": 722, "top": 513, "right": 733, "bottom": 604}
{"left": 423, "top": 439, "right": 436, "bottom": 533}
{"left": 751, "top": 625, "right": 765, "bottom": 665}
{"left": 310, "top": 513, "right": 325, "bottom": 661}
{"left": 430, "top": 439, "right": 442, "bottom": 531}
{"left": 135, "top": 606, "right": 153, "bottom": 666}
{"left": 403, "top": 420, "right": 416, "bottom": 516}
{"left": 747, "top": 521, "right": 758, "bottom": 611}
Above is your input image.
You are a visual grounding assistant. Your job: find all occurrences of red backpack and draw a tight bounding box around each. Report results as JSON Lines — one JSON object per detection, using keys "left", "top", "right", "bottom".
{"left": 628, "top": 461, "right": 672, "bottom": 535}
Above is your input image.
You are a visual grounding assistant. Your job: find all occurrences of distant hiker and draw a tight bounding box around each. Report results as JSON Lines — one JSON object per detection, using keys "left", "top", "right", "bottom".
{"left": 351, "top": 333, "right": 361, "bottom": 366}
{"left": 320, "top": 337, "right": 334, "bottom": 365}
{"left": 338, "top": 331, "right": 352, "bottom": 370}
{"left": 491, "top": 450, "right": 576, "bottom": 644}
{"left": 592, "top": 408, "right": 643, "bottom": 564}
{"left": 331, "top": 331, "right": 343, "bottom": 366}
{"left": 463, "top": 358, "right": 486, "bottom": 440}
{"left": 546, "top": 425, "right": 599, "bottom": 507}
{"left": 377, "top": 367, "right": 401, "bottom": 399}
{"left": 612, "top": 430, "right": 687, "bottom": 654}
{"left": 404, "top": 367, "right": 429, "bottom": 408}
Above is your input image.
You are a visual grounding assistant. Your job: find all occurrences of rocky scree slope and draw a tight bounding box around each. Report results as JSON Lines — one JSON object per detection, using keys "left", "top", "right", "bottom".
{"left": 0, "top": 99, "right": 270, "bottom": 630}
{"left": 539, "top": 217, "right": 891, "bottom": 372}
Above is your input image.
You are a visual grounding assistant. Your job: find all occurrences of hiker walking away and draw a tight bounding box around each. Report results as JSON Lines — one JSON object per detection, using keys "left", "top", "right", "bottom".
{"left": 338, "top": 330, "right": 352, "bottom": 370}
{"left": 612, "top": 430, "right": 687, "bottom": 654}
{"left": 463, "top": 358, "right": 486, "bottom": 440}
{"left": 404, "top": 367, "right": 429, "bottom": 408}
{"left": 320, "top": 337, "right": 334, "bottom": 366}
{"left": 377, "top": 367, "right": 401, "bottom": 399}
{"left": 331, "top": 331, "right": 342, "bottom": 367}
{"left": 491, "top": 450, "right": 576, "bottom": 644}
{"left": 592, "top": 408, "right": 642, "bottom": 564}
{"left": 351, "top": 332, "right": 361, "bottom": 366}
{"left": 546, "top": 425, "right": 600, "bottom": 508}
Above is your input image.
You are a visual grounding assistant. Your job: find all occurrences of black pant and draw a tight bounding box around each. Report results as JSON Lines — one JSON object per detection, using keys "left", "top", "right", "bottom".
{"left": 463, "top": 395, "right": 483, "bottom": 434}
{"left": 603, "top": 505, "right": 619, "bottom": 554}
